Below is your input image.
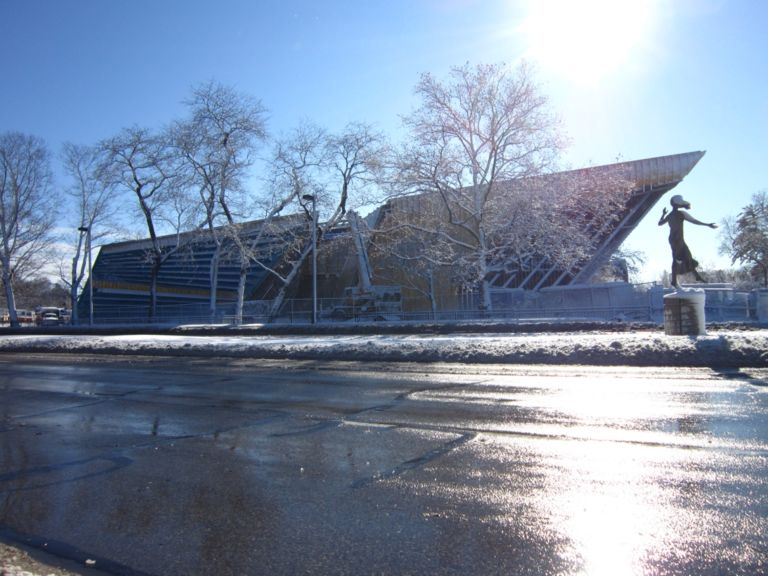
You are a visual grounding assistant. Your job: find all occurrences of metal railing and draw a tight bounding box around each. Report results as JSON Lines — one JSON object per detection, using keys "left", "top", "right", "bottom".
{"left": 70, "top": 284, "right": 764, "bottom": 327}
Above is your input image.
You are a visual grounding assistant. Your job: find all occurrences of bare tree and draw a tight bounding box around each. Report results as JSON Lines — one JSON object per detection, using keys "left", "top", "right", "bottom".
{"left": 591, "top": 248, "right": 646, "bottom": 283}
{"left": 0, "top": 132, "right": 57, "bottom": 327}
{"left": 389, "top": 64, "right": 639, "bottom": 308}
{"left": 59, "top": 142, "right": 121, "bottom": 324}
{"left": 324, "top": 121, "right": 387, "bottom": 221}
{"left": 173, "top": 81, "right": 269, "bottom": 323}
{"left": 258, "top": 122, "right": 327, "bottom": 319}
{"left": 481, "top": 166, "right": 635, "bottom": 288}
{"left": 261, "top": 121, "right": 387, "bottom": 319}
{"left": 100, "top": 126, "right": 193, "bottom": 322}
{"left": 394, "top": 62, "right": 564, "bottom": 310}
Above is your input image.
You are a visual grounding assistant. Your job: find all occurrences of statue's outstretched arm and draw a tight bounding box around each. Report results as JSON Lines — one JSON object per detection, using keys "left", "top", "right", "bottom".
{"left": 682, "top": 211, "right": 718, "bottom": 229}
{"left": 658, "top": 207, "right": 669, "bottom": 225}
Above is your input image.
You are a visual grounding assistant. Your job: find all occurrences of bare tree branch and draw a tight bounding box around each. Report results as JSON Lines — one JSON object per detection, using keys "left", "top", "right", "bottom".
{"left": 0, "top": 132, "right": 57, "bottom": 326}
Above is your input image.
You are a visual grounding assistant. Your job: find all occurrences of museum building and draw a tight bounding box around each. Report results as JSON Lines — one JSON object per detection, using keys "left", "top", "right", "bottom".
{"left": 77, "top": 151, "right": 705, "bottom": 323}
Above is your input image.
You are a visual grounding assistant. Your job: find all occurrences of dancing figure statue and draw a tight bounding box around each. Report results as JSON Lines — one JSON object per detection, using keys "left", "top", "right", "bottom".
{"left": 658, "top": 195, "right": 718, "bottom": 288}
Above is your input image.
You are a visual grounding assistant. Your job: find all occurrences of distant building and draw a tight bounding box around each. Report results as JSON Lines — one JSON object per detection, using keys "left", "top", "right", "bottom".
{"left": 79, "top": 151, "right": 704, "bottom": 322}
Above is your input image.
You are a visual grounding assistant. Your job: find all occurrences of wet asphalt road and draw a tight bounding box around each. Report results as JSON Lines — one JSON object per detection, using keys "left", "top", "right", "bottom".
{"left": 1, "top": 355, "right": 767, "bottom": 576}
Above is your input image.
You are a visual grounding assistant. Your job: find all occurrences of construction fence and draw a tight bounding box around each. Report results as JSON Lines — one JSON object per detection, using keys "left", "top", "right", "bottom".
{"left": 60, "top": 283, "right": 768, "bottom": 327}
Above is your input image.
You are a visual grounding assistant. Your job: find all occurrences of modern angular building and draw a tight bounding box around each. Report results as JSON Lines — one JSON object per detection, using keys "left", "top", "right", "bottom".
{"left": 79, "top": 151, "right": 705, "bottom": 322}
{"left": 367, "top": 150, "right": 706, "bottom": 311}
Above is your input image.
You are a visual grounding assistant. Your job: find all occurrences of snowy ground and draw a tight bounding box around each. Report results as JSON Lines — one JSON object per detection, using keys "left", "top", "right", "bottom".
{"left": 0, "top": 326, "right": 766, "bottom": 367}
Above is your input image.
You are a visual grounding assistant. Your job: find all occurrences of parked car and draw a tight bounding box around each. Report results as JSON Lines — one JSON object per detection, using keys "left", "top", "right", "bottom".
{"left": 35, "top": 306, "right": 68, "bottom": 326}
{"left": 40, "top": 312, "right": 61, "bottom": 326}
{"left": 2, "top": 309, "right": 35, "bottom": 325}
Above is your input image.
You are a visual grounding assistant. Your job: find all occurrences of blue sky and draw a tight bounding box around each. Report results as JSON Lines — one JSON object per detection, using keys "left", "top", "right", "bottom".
{"left": 1, "top": 0, "right": 766, "bottom": 282}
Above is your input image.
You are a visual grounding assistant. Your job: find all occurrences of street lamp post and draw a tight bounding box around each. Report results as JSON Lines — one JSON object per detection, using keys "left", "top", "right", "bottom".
{"left": 302, "top": 195, "right": 317, "bottom": 324}
{"left": 78, "top": 226, "right": 93, "bottom": 326}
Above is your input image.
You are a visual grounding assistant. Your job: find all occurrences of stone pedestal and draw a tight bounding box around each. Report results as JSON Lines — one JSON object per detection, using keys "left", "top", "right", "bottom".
{"left": 664, "top": 289, "right": 706, "bottom": 336}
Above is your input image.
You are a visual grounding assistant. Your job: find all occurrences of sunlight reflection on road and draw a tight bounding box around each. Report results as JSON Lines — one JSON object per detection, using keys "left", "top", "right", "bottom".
{"left": 473, "top": 370, "right": 767, "bottom": 575}
{"left": 406, "top": 367, "right": 768, "bottom": 574}
{"left": 546, "top": 440, "right": 675, "bottom": 576}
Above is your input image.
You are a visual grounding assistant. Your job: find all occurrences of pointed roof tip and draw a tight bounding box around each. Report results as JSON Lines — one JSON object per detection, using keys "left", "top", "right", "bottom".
{"left": 556, "top": 150, "right": 706, "bottom": 178}
{"left": 621, "top": 150, "right": 707, "bottom": 188}
{"left": 549, "top": 151, "right": 708, "bottom": 190}
{"left": 622, "top": 150, "right": 705, "bottom": 168}
{"left": 690, "top": 149, "right": 706, "bottom": 167}
{"left": 689, "top": 149, "right": 706, "bottom": 162}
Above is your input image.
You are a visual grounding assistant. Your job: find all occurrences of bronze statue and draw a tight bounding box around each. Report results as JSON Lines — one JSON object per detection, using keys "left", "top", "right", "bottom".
{"left": 658, "top": 195, "right": 718, "bottom": 288}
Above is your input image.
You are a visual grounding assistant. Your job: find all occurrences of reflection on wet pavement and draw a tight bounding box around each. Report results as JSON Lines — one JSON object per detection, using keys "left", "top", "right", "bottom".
{"left": 1, "top": 358, "right": 766, "bottom": 575}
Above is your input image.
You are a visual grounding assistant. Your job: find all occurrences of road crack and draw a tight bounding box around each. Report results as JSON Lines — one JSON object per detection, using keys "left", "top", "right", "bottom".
{"left": 351, "top": 433, "right": 474, "bottom": 489}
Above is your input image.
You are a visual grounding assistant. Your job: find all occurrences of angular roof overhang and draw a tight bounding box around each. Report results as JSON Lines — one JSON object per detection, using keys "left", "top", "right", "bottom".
{"left": 482, "top": 150, "right": 706, "bottom": 289}
{"left": 569, "top": 150, "right": 705, "bottom": 285}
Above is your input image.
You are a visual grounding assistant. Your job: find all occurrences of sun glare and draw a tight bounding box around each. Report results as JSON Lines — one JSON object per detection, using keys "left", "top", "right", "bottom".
{"left": 519, "top": 0, "right": 656, "bottom": 84}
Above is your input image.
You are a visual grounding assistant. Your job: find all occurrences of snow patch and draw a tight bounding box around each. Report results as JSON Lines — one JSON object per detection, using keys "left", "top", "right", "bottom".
{"left": 0, "top": 329, "right": 766, "bottom": 367}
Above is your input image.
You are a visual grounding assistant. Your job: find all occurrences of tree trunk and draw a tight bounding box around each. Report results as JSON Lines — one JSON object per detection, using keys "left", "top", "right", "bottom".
{"left": 2, "top": 267, "right": 18, "bottom": 328}
{"left": 477, "top": 227, "right": 493, "bottom": 311}
{"left": 427, "top": 269, "right": 437, "bottom": 321}
{"left": 235, "top": 264, "right": 247, "bottom": 326}
{"left": 268, "top": 290, "right": 286, "bottom": 322}
{"left": 268, "top": 244, "right": 313, "bottom": 321}
{"left": 234, "top": 250, "right": 246, "bottom": 325}
{"left": 70, "top": 256, "right": 80, "bottom": 325}
{"left": 208, "top": 243, "right": 221, "bottom": 323}
{"left": 479, "top": 278, "right": 492, "bottom": 312}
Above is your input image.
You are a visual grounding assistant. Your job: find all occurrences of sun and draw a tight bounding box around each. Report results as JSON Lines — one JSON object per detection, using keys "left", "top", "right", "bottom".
{"left": 519, "top": 0, "right": 657, "bottom": 84}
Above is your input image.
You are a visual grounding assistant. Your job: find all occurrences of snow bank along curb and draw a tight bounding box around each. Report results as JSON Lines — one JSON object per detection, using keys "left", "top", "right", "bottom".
{"left": 0, "top": 330, "right": 766, "bottom": 367}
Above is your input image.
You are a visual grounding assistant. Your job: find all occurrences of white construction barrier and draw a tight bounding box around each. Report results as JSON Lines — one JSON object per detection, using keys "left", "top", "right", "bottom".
{"left": 756, "top": 289, "right": 768, "bottom": 323}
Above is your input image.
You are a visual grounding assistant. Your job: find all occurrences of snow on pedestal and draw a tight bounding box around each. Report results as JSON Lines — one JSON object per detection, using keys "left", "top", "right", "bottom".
{"left": 664, "top": 288, "right": 706, "bottom": 336}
